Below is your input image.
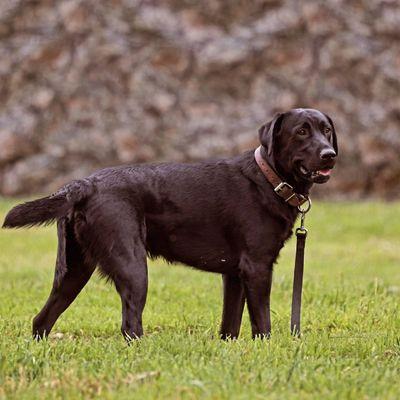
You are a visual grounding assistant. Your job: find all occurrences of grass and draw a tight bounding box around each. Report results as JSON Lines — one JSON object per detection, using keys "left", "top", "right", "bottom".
{"left": 0, "top": 198, "right": 399, "bottom": 399}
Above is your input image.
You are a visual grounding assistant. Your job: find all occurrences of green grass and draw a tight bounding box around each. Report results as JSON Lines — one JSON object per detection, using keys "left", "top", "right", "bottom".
{"left": 0, "top": 199, "right": 399, "bottom": 399}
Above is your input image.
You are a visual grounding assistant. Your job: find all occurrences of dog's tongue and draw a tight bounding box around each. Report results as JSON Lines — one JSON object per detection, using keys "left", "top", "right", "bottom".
{"left": 318, "top": 169, "right": 332, "bottom": 176}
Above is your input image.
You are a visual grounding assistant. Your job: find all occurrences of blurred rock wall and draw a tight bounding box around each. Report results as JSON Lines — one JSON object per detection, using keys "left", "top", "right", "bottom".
{"left": 1, "top": 0, "right": 400, "bottom": 198}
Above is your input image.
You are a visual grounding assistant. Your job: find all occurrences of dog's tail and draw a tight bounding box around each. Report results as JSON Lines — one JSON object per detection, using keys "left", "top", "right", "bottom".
{"left": 2, "top": 179, "right": 96, "bottom": 229}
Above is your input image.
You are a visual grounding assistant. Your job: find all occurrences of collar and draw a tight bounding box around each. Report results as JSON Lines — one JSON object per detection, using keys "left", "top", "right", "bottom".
{"left": 254, "top": 146, "right": 308, "bottom": 207}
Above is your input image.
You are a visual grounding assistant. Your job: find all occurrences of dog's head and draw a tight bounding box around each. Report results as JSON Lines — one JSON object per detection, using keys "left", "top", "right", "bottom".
{"left": 258, "top": 108, "right": 338, "bottom": 184}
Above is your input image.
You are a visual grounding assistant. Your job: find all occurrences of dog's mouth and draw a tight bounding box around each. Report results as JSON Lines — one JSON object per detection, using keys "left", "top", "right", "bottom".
{"left": 298, "top": 165, "right": 333, "bottom": 183}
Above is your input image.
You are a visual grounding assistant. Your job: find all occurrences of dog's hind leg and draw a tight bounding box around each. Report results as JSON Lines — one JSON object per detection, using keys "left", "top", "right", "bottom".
{"left": 65, "top": 196, "right": 149, "bottom": 341}
{"left": 219, "top": 274, "right": 245, "bottom": 340}
{"left": 98, "top": 241, "right": 148, "bottom": 341}
{"left": 111, "top": 248, "right": 148, "bottom": 342}
{"left": 86, "top": 201, "right": 148, "bottom": 341}
{"left": 32, "top": 219, "right": 95, "bottom": 339}
{"left": 98, "top": 220, "right": 148, "bottom": 342}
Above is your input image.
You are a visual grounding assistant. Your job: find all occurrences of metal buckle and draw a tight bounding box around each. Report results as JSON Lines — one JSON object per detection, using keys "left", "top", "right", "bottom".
{"left": 274, "top": 182, "right": 295, "bottom": 202}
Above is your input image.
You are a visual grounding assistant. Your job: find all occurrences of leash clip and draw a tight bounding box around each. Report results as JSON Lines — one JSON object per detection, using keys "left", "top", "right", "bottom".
{"left": 296, "top": 197, "right": 311, "bottom": 236}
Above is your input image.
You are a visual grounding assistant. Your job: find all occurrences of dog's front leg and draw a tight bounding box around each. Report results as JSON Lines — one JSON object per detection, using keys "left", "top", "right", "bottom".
{"left": 219, "top": 274, "right": 245, "bottom": 340}
{"left": 240, "top": 256, "right": 273, "bottom": 339}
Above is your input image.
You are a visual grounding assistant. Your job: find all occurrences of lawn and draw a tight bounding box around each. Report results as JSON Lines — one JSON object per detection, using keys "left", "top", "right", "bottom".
{"left": 0, "top": 199, "right": 399, "bottom": 399}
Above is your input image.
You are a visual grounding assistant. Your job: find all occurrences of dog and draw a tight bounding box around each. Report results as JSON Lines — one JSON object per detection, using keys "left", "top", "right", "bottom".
{"left": 3, "top": 108, "right": 338, "bottom": 340}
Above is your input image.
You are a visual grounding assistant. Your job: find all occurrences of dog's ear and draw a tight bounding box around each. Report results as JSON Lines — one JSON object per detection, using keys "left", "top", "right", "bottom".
{"left": 258, "top": 112, "right": 285, "bottom": 157}
{"left": 324, "top": 113, "right": 338, "bottom": 155}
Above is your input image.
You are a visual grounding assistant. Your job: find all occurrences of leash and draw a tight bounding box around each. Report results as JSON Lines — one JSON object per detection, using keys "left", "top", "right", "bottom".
{"left": 290, "top": 198, "right": 311, "bottom": 337}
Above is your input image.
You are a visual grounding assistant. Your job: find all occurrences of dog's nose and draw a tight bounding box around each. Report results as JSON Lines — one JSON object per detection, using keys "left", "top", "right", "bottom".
{"left": 320, "top": 148, "right": 336, "bottom": 160}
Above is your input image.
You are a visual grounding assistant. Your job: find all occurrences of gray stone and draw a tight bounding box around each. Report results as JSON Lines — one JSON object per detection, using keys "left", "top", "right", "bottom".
{"left": 0, "top": 0, "right": 399, "bottom": 198}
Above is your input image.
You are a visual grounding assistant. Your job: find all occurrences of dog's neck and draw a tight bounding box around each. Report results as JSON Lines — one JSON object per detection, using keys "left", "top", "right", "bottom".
{"left": 260, "top": 145, "right": 313, "bottom": 196}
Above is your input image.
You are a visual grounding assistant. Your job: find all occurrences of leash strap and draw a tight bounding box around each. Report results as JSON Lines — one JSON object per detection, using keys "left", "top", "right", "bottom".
{"left": 290, "top": 199, "right": 311, "bottom": 337}
{"left": 290, "top": 226, "right": 307, "bottom": 336}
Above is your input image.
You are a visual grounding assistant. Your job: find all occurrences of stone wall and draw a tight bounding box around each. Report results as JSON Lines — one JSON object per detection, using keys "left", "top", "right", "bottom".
{"left": 1, "top": 0, "right": 399, "bottom": 198}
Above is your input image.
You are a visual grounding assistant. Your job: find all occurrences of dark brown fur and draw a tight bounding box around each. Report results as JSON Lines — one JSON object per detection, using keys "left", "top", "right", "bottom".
{"left": 3, "top": 108, "right": 338, "bottom": 341}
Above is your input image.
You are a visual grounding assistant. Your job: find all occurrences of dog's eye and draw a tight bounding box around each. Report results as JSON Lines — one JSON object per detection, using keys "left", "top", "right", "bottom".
{"left": 324, "top": 127, "right": 331, "bottom": 134}
{"left": 297, "top": 128, "right": 307, "bottom": 136}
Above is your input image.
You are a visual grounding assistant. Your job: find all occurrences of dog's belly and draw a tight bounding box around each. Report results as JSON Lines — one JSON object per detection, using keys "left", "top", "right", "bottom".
{"left": 145, "top": 217, "right": 239, "bottom": 273}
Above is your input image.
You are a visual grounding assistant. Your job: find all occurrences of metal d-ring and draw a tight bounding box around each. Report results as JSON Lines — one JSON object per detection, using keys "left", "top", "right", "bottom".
{"left": 297, "top": 196, "right": 312, "bottom": 214}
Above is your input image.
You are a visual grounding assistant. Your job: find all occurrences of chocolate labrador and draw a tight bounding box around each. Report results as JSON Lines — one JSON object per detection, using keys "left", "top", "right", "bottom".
{"left": 3, "top": 108, "right": 338, "bottom": 340}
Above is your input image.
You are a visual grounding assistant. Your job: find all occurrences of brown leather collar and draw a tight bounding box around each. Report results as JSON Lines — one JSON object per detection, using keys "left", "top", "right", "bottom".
{"left": 254, "top": 146, "right": 308, "bottom": 207}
